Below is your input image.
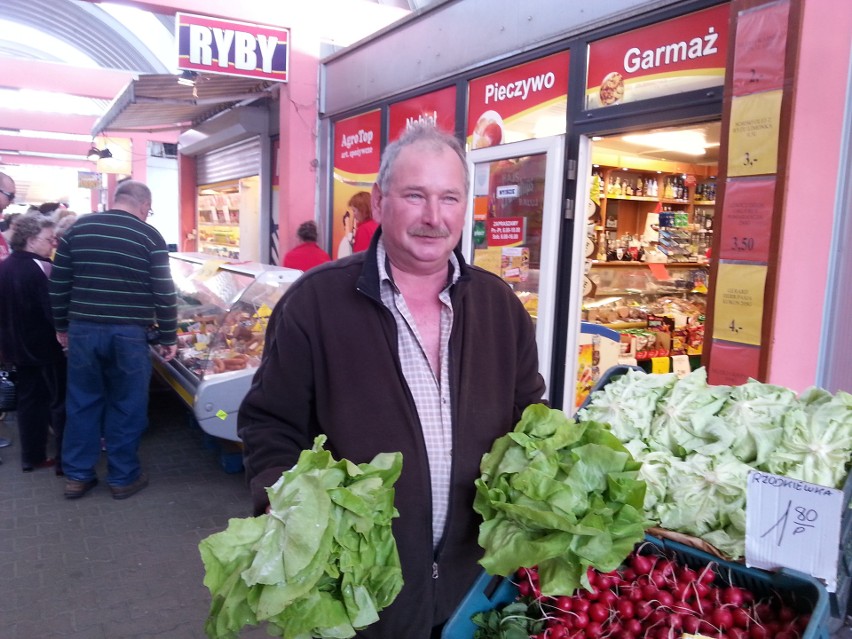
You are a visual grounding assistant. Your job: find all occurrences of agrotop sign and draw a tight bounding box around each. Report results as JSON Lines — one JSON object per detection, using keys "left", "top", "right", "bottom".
{"left": 176, "top": 13, "right": 290, "bottom": 82}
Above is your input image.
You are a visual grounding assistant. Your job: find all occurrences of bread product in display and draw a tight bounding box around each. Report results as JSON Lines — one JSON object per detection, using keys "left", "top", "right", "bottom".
{"left": 471, "top": 110, "right": 504, "bottom": 149}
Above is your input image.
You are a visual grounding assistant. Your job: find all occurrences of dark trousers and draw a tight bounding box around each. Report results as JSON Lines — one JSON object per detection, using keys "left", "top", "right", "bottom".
{"left": 15, "top": 361, "right": 66, "bottom": 467}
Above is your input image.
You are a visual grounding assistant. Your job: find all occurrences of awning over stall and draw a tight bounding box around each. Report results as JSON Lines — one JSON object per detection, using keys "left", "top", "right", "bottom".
{"left": 91, "top": 73, "right": 278, "bottom": 136}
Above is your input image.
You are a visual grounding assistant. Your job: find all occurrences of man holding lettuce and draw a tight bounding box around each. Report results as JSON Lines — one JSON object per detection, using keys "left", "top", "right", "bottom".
{"left": 238, "top": 124, "right": 545, "bottom": 638}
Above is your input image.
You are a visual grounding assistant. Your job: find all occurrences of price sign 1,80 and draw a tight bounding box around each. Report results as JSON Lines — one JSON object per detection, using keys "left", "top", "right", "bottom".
{"left": 745, "top": 470, "right": 843, "bottom": 591}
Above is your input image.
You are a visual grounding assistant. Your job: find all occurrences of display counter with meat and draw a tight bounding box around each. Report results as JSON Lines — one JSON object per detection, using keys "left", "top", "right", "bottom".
{"left": 152, "top": 253, "right": 302, "bottom": 441}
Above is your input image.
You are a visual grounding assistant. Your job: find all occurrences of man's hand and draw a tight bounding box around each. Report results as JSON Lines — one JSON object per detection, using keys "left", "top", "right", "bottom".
{"left": 160, "top": 343, "right": 177, "bottom": 362}
{"left": 56, "top": 332, "right": 68, "bottom": 349}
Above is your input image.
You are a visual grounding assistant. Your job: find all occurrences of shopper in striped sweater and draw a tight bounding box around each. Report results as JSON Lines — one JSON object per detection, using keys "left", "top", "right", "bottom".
{"left": 49, "top": 180, "right": 177, "bottom": 500}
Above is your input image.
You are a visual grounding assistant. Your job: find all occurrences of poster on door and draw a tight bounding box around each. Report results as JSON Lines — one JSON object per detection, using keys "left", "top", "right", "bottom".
{"left": 332, "top": 110, "right": 381, "bottom": 259}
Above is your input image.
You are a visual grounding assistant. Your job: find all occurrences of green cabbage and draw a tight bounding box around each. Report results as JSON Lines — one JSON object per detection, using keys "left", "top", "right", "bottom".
{"left": 766, "top": 389, "right": 852, "bottom": 488}
{"left": 199, "top": 436, "right": 403, "bottom": 639}
{"left": 717, "top": 380, "right": 796, "bottom": 465}
{"left": 578, "top": 367, "right": 852, "bottom": 560}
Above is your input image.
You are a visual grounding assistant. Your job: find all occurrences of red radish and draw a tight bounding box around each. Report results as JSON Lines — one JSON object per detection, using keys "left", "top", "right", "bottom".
{"left": 596, "top": 590, "right": 617, "bottom": 607}
{"left": 731, "top": 607, "right": 751, "bottom": 629}
{"left": 554, "top": 596, "right": 573, "bottom": 613}
{"left": 656, "top": 590, "right": 675, "bottom": 608}
{"left": 682, "top": 615, "right": 701, "bottom": 634}
{"left": 631, "top": 554, "right": 654, "bottom": 575}
{"left": 572, "top": 598, "right": 590, "bottom": 614}
{"left": 677, "top": 566, "right": 698, "bottom": 583}
{"left": 777, "top": 606, "right": 796, "bottom": 623}
{"left": 588, "top": 602, "right": 608, "bottom": 623}
{"left": 615, "top": 599, "right": 635, "bottom": 619}
{"left": 571, "top": 611, "right": 589, "bottom": 629}
{"left": 624, "top": 618, "right": 643, "bottom": 635}
{"left": 721, "top": 586, "right": 747, "bottom": 606}
{"left": 712, "top": 607, "right": 735, "bottom": 630}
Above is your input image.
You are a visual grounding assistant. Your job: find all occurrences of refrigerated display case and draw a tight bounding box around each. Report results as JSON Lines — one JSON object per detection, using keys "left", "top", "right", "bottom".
{"left": 151, "top": 253, "right": 301, "bottom": 441}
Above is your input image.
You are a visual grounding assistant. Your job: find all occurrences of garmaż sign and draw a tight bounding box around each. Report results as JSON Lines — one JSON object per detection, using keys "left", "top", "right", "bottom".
{"left": 177, "top": 13, "right": 290, "bottom": 82}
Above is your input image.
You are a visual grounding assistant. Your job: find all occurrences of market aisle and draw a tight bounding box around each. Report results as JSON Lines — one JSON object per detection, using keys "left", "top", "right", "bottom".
{"left": 0, "top": 385, "right": 270, "bottom": 639}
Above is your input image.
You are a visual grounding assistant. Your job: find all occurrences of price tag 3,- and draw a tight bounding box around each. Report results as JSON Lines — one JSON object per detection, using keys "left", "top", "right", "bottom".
{"left": 745, "top": 470, "right": 843, "bottom": 592}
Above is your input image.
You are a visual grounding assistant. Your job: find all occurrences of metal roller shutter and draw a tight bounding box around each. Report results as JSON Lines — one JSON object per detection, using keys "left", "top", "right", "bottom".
{"left": 197, "top": 136, "right": 261, "bottom": 185}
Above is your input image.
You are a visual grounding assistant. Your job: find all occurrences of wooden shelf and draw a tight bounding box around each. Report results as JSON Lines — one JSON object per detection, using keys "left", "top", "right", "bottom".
{"left": 605, "top": 195, "right": 659, "bottom": 203}
{"left": 590, "top": 261, "right": 707, "bottom": 268}
{"left": 199, "top": 221, "right": 240, "bottom": 227}
{"left": 200, "top": 240, "right": 238, "bottom": 248}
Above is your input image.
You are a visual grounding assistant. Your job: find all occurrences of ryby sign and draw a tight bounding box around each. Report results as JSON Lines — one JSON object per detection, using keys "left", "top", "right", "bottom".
{"left": 177, "top": 13, "right": 289, "bottom": 82}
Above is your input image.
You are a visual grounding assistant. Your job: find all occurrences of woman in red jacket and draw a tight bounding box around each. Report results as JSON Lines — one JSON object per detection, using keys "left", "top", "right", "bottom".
{"left": 349, "top": 190, "right": 379, "bottom": 252}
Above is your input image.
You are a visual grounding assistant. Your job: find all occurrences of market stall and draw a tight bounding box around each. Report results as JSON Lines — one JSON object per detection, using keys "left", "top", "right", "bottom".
{"left": 151, "top": 252, "right": 301, "bottom": 441}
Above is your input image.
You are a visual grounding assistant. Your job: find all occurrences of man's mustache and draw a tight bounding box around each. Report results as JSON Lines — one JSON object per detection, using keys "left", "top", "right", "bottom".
{"left": 408, "top": 226, "right": 450, "bottom": 238}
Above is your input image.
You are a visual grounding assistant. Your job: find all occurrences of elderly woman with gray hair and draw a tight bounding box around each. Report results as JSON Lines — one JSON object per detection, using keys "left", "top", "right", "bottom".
{"left": 0, "top": 213, "right": 66, "bottom": 473}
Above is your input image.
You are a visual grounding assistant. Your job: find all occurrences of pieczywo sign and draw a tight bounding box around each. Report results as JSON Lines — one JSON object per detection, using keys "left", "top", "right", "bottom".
{"left": 177, "top": 13, "right": 289, "bottom": 82}
{"left": 467, "top": 51, "right": 569, "bottom": 149}
{"left": 585, "top": 3, "right": 729, "bottom": 109}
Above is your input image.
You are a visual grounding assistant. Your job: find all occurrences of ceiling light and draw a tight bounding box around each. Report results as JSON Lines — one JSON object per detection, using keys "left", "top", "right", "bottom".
{"left": 622, "top": 130, "right": 708, "bottom": 156}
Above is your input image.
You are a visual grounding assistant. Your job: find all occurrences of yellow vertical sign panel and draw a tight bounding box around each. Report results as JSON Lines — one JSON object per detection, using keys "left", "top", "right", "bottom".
{"left": 712, "top": 263, "right": 768, "bottom": 346}
{"left": 727, "top": 90, "right": 783, "bottom": 177}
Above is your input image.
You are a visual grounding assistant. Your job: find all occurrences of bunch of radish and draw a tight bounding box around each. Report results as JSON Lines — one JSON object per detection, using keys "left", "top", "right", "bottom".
{"left": 515, "top": 547, "right": 812, "bottom": 639}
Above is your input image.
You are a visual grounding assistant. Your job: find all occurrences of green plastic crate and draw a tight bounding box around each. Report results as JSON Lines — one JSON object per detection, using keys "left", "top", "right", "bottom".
{"left": 442, "top": 534, "right": 830, "bottom": 639}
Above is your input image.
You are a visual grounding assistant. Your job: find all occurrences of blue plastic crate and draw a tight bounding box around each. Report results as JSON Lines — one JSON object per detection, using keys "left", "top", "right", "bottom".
{"left": 442, "top": 534, "right": 830, "bottom": 639}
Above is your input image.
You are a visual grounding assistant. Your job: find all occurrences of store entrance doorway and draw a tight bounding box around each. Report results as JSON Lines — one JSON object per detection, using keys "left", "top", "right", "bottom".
{"left": 567, "top": 121, "right": 721, "bottom": 409}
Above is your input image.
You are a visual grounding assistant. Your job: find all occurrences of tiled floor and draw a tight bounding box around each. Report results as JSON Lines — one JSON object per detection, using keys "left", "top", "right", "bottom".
{"left": 1, "top": 384, "right": 850, "bottom": 639}
{"left": 0, "top": 385, "right": 270, "bottom": 639}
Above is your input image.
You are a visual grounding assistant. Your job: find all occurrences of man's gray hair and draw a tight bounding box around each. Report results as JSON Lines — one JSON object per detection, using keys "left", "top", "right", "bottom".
{"left": 114, "top": 180, "right": 151, "bottom": 207}
{"left": 376, "top": 124, "right": 469, "bottom": 195}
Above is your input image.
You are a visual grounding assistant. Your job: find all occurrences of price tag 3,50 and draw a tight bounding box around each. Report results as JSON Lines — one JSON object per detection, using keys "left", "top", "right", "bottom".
{"left": 745, "top": 470, "right": 843, "bottom": 592}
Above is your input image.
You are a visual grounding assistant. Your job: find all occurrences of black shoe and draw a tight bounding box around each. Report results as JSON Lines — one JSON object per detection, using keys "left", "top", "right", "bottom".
{"left": 110, "top": 473, "right": 149, "bottom": 500}
{"left": 23, "top": 458, "right": 56, "bottom": 473}
{"left": 64, "top": 477, "right": 99, "bottom": 499}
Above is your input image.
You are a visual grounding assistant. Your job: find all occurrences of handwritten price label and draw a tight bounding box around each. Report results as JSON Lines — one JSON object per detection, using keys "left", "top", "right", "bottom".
{"left": 745, "top": 470, "right": 843, "bottom": 592}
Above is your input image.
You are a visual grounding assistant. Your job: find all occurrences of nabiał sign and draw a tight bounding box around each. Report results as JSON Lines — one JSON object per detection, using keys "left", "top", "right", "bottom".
{"left": 177, "top": 13, "right": 289, "bottom": 82}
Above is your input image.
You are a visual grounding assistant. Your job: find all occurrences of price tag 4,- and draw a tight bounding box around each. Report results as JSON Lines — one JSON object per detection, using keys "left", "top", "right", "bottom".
{"left": 745, "top": 470, "right": 843, "bottom": 592}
